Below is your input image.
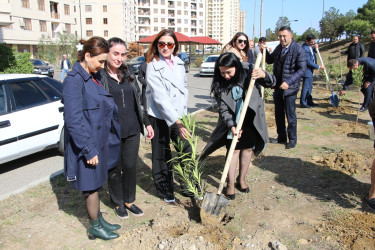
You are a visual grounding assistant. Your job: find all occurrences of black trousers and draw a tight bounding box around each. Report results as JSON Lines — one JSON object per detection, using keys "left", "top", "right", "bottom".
{"left": 108, "top": 133, "right": 140, "bottom": 205}
{"left": 149, "top": 116, "right": 192, "bottom": 199}
{"left": 274, "top": 89, "right": 297, "bottom": 142}
{"left": 361, "top": 81, "right": 375, "bottom": 109}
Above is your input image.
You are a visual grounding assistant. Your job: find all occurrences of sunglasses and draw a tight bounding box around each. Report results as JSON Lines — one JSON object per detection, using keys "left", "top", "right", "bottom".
{"left": 237, "top": 39, "right": 248, "bottom": 44}
{"left": 158, "top": 42, "right": 175, "bottom": 49}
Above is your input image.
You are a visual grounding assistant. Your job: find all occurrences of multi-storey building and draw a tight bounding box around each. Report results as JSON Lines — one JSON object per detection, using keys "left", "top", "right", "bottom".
{"left": 0, "top": 0, "right": 77, "bottom": 57}
{"left": 239, "top": 10, "right": 245, "bottom": 33}
{"left": 137, "top": 0, "right": 205, "bottom": 40}
{"left": 206, "top": 0, "right": 241, "bottom": 46}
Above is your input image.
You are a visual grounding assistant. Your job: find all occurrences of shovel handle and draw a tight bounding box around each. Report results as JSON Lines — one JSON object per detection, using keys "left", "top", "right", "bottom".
{"left": 316, "top": 48, "right": 333, "bottom": 92}
{"left": 217, "top": 53, "right": 263, "bottom": 195}
{"left": 260, "top": 48, "right": 266, "bottom": 98}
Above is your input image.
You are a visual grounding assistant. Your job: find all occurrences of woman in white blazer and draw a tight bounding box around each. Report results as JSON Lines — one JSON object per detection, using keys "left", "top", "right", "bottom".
{"left": 145, "top": 29, "right": 191, "bottom": 203}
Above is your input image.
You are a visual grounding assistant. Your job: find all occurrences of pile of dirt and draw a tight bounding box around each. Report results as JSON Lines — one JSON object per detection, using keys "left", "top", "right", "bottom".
{"left": 318, "top": 212, "right": 375, "bottom": 249}
{"left": 315, "top": 150, "right": 371, "bottom": 174}
{"left": 334, "top": 121, "right": 368, "bottom": 137}
{"left": 265, "top": 106, "right": 276, "bottom": 128}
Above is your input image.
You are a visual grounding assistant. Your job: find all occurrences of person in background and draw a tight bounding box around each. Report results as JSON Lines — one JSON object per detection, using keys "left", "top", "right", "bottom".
{"left": 340, "top": 36, "right": 365, "bottom": 61}
{"left": 99, "top": 38, "right": 154, "bottom": 219}
{"left": 138, "top": 52, "right": 148, "bottom": 107}
{"left": 368, "top": 30, "right": 375, "bottom": 59}
{"left": 367, "top": 98, "right": 375, "bottom": 209}
{"left": 60, "top": 54, "right": 71, "bottom": 81}
{"left": 63, "top": 37, "right": 121, "bottom": 240}
{"left": 200, "top": 52, "right": 276, "bottom": 199}
{"left": 339, "top": 58, "right": 375, "bottom": 112}
{"left": 145, "top": 29, "right": 191, "bottom": 203}
{"left": 248, "top": 39, "right": 254, "bottom": 64}
{"left": 263, "top": 26, "right": 306, "bottom": 149}
{"left": 222, "top": 32, "right": 249, "bottom": 62}
{"left": 300, "top": 34, "right": 325, "bottom": 108}
{"left": 254, "top": 37, "right": 267, "bottom": 59}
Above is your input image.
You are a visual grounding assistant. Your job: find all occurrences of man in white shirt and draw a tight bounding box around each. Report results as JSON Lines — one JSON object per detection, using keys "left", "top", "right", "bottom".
{"left": 60, "top": 54, "right": 71, "bottom": 81}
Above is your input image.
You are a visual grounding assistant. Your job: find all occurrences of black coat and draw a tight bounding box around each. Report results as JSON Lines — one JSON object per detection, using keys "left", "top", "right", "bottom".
{"left": 342, "top": 42, "right": 365, "bottom": 60}
{"left": 200, "top": 70, "right": 276, "bottom": 161}
{"left": 99, "top": 68, "right": 150, "bottom": 135}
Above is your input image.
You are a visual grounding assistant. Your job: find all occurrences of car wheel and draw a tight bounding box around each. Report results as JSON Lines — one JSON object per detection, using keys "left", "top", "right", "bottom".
{"left": 58, "top": 127, "right": 64, "bottom": 155}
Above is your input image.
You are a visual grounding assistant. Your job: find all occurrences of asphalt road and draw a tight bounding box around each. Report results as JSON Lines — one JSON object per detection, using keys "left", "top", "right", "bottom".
{"left": 0, "top": 69, "right": 214, "bottom": 201}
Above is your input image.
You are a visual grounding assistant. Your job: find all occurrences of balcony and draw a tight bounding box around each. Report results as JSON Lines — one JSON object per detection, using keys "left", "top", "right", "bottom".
{"left": 138, "top": 9, "right": 150, "bottom": 16}
{"left": 50, "top": 12, "right": 60, "bottom": 19}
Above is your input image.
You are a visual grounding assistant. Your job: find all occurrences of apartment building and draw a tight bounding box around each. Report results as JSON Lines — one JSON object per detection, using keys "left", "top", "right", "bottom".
{"left": 0, "top": 0, "right": 77, "bottom": 57}
{"left": 206, "top": 0, "right": 241, "bottom": 45}
{"left": 238, "top": 10, "right": 245, "bottom": 33}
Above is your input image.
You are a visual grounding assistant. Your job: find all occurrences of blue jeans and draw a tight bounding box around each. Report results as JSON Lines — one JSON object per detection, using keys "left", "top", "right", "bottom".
{"left": 300, "top": 76, "right": 314, "bottom": 106}
{"left": 61, "top": 68, "right": 69, "bottom": 81}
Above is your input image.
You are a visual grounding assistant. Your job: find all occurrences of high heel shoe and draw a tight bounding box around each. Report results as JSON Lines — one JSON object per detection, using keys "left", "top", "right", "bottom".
{"left": 235, "top": 182, "right": 250, "bottom": 193}
{"left": 225, "top": 193, "right": 236, "bottom": 200}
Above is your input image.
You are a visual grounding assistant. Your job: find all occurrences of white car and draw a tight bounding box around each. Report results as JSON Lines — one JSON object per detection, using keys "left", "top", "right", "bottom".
{"left": 0, "top": 74, "right": 64, "bottom": 164}
{"left": 199, "top": 55, "right": 220, "bottom": 76}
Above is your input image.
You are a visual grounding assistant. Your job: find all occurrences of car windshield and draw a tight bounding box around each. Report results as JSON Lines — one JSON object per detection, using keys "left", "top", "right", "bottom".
{"left": 130, "top": 57, "right": 145, "bottom": 63}
{"left": 32, "top": 60, "right": 47, "bottom": 66}
{"left": 205, "top": 56, "right": 218, "bottom": 63}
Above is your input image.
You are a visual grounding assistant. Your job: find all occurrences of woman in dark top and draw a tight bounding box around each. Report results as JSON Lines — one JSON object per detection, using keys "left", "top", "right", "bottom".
{"left": 63, "top": 37, "right": 121, "bottom": 240}
{"left": 201, "top": 52, "right": 275, "bottom": 199}
{"left": 99, "top": 37, "right": 154, "bottom": 219}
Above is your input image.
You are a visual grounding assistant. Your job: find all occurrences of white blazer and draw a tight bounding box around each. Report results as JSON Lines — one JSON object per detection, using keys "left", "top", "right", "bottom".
{"left": 145, "top": 54, "right": 188, "bottom": 126}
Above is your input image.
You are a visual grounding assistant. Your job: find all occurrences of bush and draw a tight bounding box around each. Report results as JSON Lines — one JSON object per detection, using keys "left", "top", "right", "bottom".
{"left": 0, "top": 50, "right": 33, "bottom": 74}
{"left": 0, "top": 44, "right": 15, "bottom": 72}
{"left": 194, "top": 57, "right": 203, "bottom": 67}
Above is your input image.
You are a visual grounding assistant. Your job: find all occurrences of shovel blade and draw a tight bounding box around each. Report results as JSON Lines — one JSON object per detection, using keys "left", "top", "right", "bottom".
{"left": 330, "top": 92, "right": 339, "bottom": 107}
{"left": 200, "top": 192, "right": 229, "bottom": 224}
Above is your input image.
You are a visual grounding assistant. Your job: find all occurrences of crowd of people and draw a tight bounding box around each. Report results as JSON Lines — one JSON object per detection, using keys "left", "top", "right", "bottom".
{"left": 61, "top": 28, "right": 375, "bottom": 240}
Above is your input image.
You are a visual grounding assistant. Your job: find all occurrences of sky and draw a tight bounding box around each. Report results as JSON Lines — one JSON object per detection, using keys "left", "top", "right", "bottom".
{"left": 240, "top": 0, "right": 369, "bottom": 39}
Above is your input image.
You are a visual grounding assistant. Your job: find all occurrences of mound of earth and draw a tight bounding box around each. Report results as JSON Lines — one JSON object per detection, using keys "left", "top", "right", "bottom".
{"left": 334, "top": 121, "right": 368, "bottom": 137}
{"left": 315, "top": 150, "right": 371, "bottom": 174}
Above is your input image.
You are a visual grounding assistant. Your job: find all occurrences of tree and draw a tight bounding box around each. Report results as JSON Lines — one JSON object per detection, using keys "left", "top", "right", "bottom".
{"left": 0, "top": 43, "right": 15, "bottom": 72}
{"left": 299, "top": 28, "right": 320, "bottom": 42}
{"left": 37, "top": 33, "right": 78, "bottom": 64}
{"left": 265, "top": 28, "right": 278, "bottom": 41}
{"left": 127, "top": 42, "right": 144, "bottom": 60}
{"left": 345, "top": 19, "right": 372, "bottom": 38}
{"left": 357, "top": 0, "right": 375, "bottom": 26}
{"left": 319, "top": 7, "right": 346, "bottom": 46}
{"left": 1, "top": 51, "right": 33, "bottom": 74}
{"left": 275, "top": 16, "right": 291, "bottom": 32}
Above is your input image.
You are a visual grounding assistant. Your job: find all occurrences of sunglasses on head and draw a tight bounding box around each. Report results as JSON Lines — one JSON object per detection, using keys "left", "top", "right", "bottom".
{"left": 237, "top": 39, "right": 247, "bottom": 44}
{"left": 158, "top": 41, "right": 175, "bottom": 49}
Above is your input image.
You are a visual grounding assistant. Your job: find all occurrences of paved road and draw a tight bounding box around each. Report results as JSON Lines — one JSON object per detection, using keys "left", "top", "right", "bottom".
{"left": 0, "top": 69, "right": 214, "bottom": 201}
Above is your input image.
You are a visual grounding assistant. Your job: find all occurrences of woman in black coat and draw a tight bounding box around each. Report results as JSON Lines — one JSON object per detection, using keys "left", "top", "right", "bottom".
{"left": 201, "top": 52, "right": 275, "bottom": 199}
{"left": 99, "top": 37, "right": 154, "bottom": 219}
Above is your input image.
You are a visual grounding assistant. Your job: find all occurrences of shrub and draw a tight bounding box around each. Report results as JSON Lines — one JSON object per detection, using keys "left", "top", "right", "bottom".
{"left": 1, "top": 51, "right": 33, "bottom": 74}
{"left": 194, "top": 57, "right": 203, "bottom": 67}
{"left": 0, "top": 43, "right": 15, "bottom": 72}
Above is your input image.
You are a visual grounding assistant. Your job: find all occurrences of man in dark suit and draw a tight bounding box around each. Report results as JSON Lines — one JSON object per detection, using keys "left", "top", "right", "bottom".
{"left": 340, "top": 36, "right": 365, "bottom": 61}
{"left": 264, "top": 26, "right": 306, "bottom": 149}
{"left": 300, "top": 34, "right": 325, "bottom": 108}
{"left": 340, "top": 57, "right": 375, "bottom": 112}
{"left": 368, "top": 30, "right": 375, "bottom": 59}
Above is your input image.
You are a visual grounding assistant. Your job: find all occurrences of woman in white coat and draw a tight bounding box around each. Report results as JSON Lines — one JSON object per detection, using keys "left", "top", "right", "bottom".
{"left": 145, "top": 29, "right": 191, "bottom": 203}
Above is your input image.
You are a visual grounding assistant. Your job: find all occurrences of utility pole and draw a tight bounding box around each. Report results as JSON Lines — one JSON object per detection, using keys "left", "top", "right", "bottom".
{"left": 252, "top": 0, "right": 256, "bottom": 41}
{"left": 322, "top": 0, "right": 325, "bottom": 18}
{"left": 260, "top": 0, "right": 263, "bottom": 37}
{"left": 78, "top": 0, "right": 82, "bottom": 39}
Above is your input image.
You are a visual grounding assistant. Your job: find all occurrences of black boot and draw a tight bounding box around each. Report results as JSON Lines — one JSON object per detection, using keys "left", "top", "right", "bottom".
{"left": 88, "top": 218, "right": 119, "bottom": 240}
{"left": 99, "top": 212, "right": 121, "bottom": 231}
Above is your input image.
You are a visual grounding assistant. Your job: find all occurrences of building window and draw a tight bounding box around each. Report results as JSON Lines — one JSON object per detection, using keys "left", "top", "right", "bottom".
{"left": 38, "top": 0, "right": 45, "bottom": 11}
{"left": 177, "top": 27, "right": 181, "bottom": 32}
{"left": 153, "top": 0, "right": 157, "bottom": 3}
{"left": 177, "top": 10, "right": 181, "bottom": 15}
{"left": 64, "top": 4, "right": 70, "bottom": 15}
{"left": 184, "top": 11, "right": 188, "bottom": 15}
{"left": 104, "top": 30, "right": 108, "bottom": 37}
{"left": 74, "top": 6, "right": 76, "bottom": 12}
{"left": 103, "top": 5, "right": 107, "bottom": 12}
{"left": 177, "top": 1, "right": 181, "bottom": 6}
{"left": 161, "top": 18, "right": 165, "bottom": 23}
{"left": 22, "top": 0, "right": 30, "bottom": 8}
{"left": 85, "top": 5, "right": 92, "bottom": 12}
{"left": 86, "top": 30, "right": 93, "bottom": 37}
{"left": 177, "top": 19, "right": 181, "bottom": 24}
{"left": 39, "top": 20, "right": 47, "bottom": 32}
{"left": 86, "top": 18, "right": 92, "bottom": 24}
{"left": 66, "top": 24, "right": 71, "bottom": 34}
{"left": 161, "top": 9, "right": 165, "bottom": 14}
{"left": 103, "top": 18, "right": 108, "bottom": 24}
{"left": 161, "top": 0, "right": 165, "bottom": 4}
{"left": 154, "top": 27, "right": 158, "bottom": 32}
{"left": 184, "top": 28, "right": 188, "bottom": 33}
{"left": 24, "top": 18, "right": 32, "bottom": 30}
{"left": 154, "top": 9, "right": 158, "bottom": 14}
{"left": 154, "top": 17, "right": 158, "bottom": 23}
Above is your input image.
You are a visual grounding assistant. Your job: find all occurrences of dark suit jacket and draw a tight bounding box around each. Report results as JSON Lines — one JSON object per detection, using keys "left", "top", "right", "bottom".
{"left": 302, "top": 42, "right": 319, "bottom": 78}
{"left": 343, "top": 57, "right": 375, "bottom": 90}
{"left": 342, "top": 42, "right": 365, "bottom": 60}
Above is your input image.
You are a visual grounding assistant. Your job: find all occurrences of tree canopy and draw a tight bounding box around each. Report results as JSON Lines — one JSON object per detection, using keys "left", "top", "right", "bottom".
{"left": 319, "top": 7, "right": 346, "bottom": 44}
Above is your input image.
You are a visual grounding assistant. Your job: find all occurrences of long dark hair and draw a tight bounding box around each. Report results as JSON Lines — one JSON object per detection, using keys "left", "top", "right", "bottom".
{"left": 146, "top": 29, "right": 179, "bottom": 63}
{"left": 222, "top": 32, "right": 249, "bottom": 55}
{"left": 211, "top": 52, "right": 246, "bottom": 101}
{"left": 106, "top": 37, "right": 133, "bottom": 83}
{"left": 77, "top": 37, "right": 109, "bottom": 62}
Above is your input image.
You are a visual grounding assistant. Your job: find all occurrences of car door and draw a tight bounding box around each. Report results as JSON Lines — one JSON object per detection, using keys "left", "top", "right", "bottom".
{"left": 7, "top": 78, "right": 62, "bottom": 159}
{"left": 0, "top": 83, "right": 20, "bottom": 163}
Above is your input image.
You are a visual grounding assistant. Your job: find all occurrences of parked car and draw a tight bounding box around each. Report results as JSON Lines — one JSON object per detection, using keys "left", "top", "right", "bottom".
{"left": 177, "top": 52, "right": 190, "bottom": 73}
{"left": 199, "top": 55, "right": 220, "bottom": 76}
{"left": 0, "top": 74, "right": 65, "bottom": 164}
{"left": 30, "top": 59, "right": 54, "bottom": 78}
{"left": 127, "top": 56, "right": 146, "bottom": 74}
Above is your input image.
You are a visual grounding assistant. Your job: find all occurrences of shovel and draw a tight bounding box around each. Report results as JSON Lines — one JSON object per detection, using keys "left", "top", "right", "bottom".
{"left": 316, "top": 48, "right": 339, "bottom": 107}
{"left": 200, "top": 54, "right": 263, "bottom": 224}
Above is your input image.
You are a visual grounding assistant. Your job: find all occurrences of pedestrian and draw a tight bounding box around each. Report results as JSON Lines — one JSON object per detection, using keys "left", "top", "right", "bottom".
{"left": 368, "top": 30, "right": 375, "bottom": 59}
{"left": 200, "top": 52, "right": 276, "bottom": 199}
{"left": 137, "top": 53, "right": 148, "bottom": 107}
{"left": 222, "top": 32, "right": 249, "bottom": 62}
{"left": 254, "top": 37, "right": 267, "bottom": 59}
{"left": 340, "top": 36, "right": 365, "bottom": 61}
{"left": 145, "top": 29, "right": 192, "bottom": 203}
{"left": 60, "top": 54, "right": 71, "bottom": 81}
{"left": 263, "top": 26, "right": 306, "bottom": 149}
{"left": 367, "top": 98, "right": 375, "bottom": 209}
{"left": 248, "top": 39, "right": 254, "bottom": 64}
{"left": 98, "top": 37, "right": 154, "bottom": 219}
{"left": 62, "top": 37, "right": 121, "bottom": 240}
{"left": 339, "top": 58, "right": 375, "bottom": 112}
{"left": 300, "top": 34, "right": 326, "bottom": 108}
